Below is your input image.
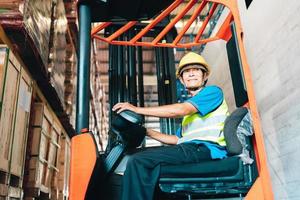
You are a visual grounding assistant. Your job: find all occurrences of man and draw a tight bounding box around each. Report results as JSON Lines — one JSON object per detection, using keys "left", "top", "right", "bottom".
{"left": 112, "top": 52, "right": 229, "bottom": 200}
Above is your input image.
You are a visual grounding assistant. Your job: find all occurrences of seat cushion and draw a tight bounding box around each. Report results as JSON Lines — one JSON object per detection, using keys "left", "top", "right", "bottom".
{"left": 160, "top": 156, "right": 241, "bottom": 178}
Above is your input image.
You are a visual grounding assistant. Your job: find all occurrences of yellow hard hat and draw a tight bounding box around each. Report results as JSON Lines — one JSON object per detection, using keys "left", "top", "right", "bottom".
{"left": 176, "top": 52, "right": 211, "bottom": 78}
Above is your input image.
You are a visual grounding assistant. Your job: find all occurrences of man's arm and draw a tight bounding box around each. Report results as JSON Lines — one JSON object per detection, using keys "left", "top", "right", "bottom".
{"left": 112, "top": 102, "right": 197, "bottom": 118}
{"left": 146, "top": 129, "right": 179, "bottom": 145}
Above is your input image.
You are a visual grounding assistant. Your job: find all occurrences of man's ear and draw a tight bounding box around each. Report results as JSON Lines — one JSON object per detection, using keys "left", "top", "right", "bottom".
{"left": 202, "top": 73, "right": 208, "bottom": 86}
{"left": 203, "top": 73, "right": 208, "bottom": 81}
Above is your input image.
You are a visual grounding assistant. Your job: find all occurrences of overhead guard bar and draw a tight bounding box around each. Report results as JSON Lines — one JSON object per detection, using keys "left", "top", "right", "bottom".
{"left": 172, "top": 0, "right": 208, "bottom": 45}
{"left": 91, "top": 0, "right": 227, "bottom": 48}
{"left": 194, "top": 2, "right": 218, "bottom": 42}
{"left": 129, "top": 0, "right": 183, "bottom": 43}
{"left": 151, "top": 0, "right": 197, "bottom": 45}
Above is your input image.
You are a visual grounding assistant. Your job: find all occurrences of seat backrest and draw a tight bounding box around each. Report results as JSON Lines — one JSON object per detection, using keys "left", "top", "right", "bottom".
{"left": 223, "top": 107, "right": 249, "bottom": 155}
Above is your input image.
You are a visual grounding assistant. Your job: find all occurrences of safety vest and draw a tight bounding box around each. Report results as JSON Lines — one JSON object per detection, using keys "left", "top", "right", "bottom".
{"left": 178, "top": 100, "right": 229, "bottom": 146}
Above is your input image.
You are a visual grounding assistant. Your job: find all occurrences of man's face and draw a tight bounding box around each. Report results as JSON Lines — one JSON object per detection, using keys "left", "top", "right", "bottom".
{"left": 180, "top": 66, "right": 206, "bottom": 90}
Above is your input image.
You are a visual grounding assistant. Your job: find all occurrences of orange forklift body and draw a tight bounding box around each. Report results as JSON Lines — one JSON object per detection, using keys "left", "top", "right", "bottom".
{"left": 70, "top": 0, "right": 274, "bottom": 199}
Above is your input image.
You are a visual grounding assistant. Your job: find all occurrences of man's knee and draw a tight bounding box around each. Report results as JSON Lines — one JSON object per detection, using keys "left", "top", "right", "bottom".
{"left": 126, "top": 152, "right": 151, "bottom": 168}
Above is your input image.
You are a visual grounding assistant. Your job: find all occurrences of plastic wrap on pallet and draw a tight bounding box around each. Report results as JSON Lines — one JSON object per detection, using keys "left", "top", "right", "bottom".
{"left": 0, "top": 0, "right": 52, "bottom": 72}
{"left": 23, "top": 0, "right": 52, "bottom": 68}
{"left": 48, "top": 0, "right": 68, "bottom": 108}
{"left": 65, "top": 48, "right": 77, "bottom": 127}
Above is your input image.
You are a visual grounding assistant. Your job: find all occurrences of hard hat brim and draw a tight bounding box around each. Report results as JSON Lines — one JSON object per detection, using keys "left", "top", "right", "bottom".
{"left": 177, "top": 63, "right": 211, "bottom": 78}
{"left": 176, "top": 52, "right": 211, "bottom": 78}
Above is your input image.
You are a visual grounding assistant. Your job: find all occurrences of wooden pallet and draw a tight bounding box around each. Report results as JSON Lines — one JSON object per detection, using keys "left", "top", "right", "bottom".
{"left": 0, "top": 170, "right": 24, "bottom": 200}
{"left": 0, "top": 46, "right": 32, "bottom": 200}
{"left": 10, "top": 62, "right": 32, "bottom": 178}
{"left": 0, "top": 170, "right": 9, "bottom": 197}
{"left": 24, "top": 102, "right": 65, "bottom": 200}
{"left": 8, "top": 186, "right": 23, "bottom": 200}
{"left": 0, "top": 47, "right": 20, "bottom": 175}
{"left": 24, "top": 186, "right": 50, "bottom": 200}
{"left": 53, "top": 135, "right": 70, "bottom": 200}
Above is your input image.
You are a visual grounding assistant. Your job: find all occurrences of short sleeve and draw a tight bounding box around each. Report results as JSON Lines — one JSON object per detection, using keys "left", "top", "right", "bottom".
{"left": 186, "top": 85, "right": 223, "bottom": 116}
{"left": 175, "top": 127, "right": 182, "bottom": 138}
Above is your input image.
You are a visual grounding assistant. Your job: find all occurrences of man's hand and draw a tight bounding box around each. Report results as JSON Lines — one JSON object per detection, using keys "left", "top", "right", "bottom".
{"left": 112, "top": 102, "right": 138, "bottom": 114}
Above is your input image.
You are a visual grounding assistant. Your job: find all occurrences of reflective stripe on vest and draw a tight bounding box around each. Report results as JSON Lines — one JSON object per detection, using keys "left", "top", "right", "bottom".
{"left": 178, "top": 100, "right": 229, "bottom": 146}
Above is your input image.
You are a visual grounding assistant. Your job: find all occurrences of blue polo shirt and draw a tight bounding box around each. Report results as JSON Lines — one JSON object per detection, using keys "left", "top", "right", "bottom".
{"left": 176, "top": 85, "right": 228, "bottom": 159}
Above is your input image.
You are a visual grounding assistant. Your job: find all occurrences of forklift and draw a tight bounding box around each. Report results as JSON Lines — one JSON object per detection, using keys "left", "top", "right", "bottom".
{"left": 69, "top": 0, "right": 274, "bottom": 199}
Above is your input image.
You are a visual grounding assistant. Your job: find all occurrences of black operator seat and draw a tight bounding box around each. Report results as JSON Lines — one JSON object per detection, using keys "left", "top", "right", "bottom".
{"left": 158, "top": 107, "right": 258, "bottom": 199}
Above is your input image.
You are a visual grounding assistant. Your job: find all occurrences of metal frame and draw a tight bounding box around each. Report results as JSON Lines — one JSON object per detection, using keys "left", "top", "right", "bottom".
{"left": 91, "top": 0, "right": 226, "bottom": 48}
{"left": 75, "top": 0, "right": 274, "bottom": 199}
{"left": 76, "top": 3, "right": 91, "bottom": 133}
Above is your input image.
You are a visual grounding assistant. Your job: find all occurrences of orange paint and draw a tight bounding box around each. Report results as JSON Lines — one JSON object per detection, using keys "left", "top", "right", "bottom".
{"left": 69, "top": 133, "right": 97, "bottom": 200}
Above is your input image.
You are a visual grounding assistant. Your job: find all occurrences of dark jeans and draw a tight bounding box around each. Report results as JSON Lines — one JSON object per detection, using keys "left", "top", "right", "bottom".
{"left": 121, "top": 143, "right": 211, "bottom": 200}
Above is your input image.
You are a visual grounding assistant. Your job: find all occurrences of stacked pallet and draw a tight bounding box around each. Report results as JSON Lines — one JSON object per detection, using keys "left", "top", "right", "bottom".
{"left": 1, "top": 1, "right": 73, "bottom": 198}
{"left": 90, "top": 43, "right": 109, "bottom": 150}
{"left": 0, "top": 46, "right": 33, "bottom": 199}
{"left": 0, "top": 0, "right": 76, "bottom": 138}
{"left": 64, "top": 37, "right": 77, "bottom": 127}
{"left": 48, "top": 0, "right": 68, "bottom": 108}
{"left": 24, "top": 97, "right": 70, "bottom": 200}
{"left": 0, "top": 45, "right": 71, "bottom": 200}
{"left": 25, "top": 103, "right": 56, "bottom": 198}
{"left": 53, "top": 135, "right": 71, "bottom": 200}
{"left": 24, "top": 101, "right": 70, "bottom": 200}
